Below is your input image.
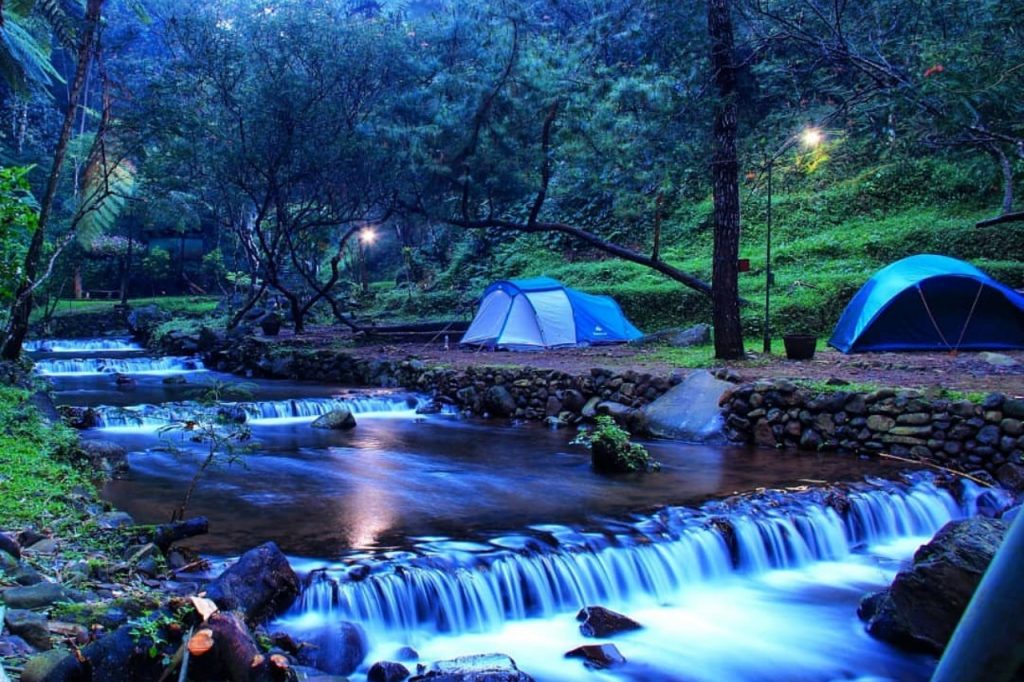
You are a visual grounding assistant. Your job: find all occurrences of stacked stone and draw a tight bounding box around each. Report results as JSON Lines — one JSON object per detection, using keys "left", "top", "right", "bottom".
{"left": 200, "top": 336, "right": 681, "bottom": 422}
{"left": 723, "top": 380, "right": 1024, "bottom": 487}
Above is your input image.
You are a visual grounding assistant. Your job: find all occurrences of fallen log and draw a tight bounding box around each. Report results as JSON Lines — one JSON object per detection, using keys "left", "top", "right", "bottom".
{"left": 186, "top": 612, "right": 285, "bottom": 682}
{"left": 152, "top": 517, "right": 210, "bottom": 553}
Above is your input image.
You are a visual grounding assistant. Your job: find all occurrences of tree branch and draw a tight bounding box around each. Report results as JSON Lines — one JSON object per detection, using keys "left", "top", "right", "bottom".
{"left": 442, "top": 215, "right": 713, "bottom": 296}
{"left": 976, "top": 211, "right": 1024, "bottom": 229}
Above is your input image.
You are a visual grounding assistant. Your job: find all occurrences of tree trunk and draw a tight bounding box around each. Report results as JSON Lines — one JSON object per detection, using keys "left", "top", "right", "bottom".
{"left": 288, "top": 294, "right": 304, "bottom": 334}
{"left": 990, "top": 144, "right": 1014, "bottom": 216}
{"left": 707, "top": 0, "right": 744, "bottom": 360}
{"left": 1, "top": 0, "right": 105, "bottom": 360}
{"left": 120, "top": 222, "right": 133, "bottom": 306}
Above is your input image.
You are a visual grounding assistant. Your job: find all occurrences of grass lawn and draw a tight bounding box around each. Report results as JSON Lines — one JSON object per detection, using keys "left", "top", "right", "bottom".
{"left": 34, "top": 295, "right": 220, "bottom": 321}
{"left": 648, "top": 336, "right": 831, "bottom": 368}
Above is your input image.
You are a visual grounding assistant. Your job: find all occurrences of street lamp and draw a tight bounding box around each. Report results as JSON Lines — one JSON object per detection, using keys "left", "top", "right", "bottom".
{"left": 763, "top": 126, "right": 823, "bottom": 354}
{"left": 358, "top": 226, "right": 377, "bottom": 293}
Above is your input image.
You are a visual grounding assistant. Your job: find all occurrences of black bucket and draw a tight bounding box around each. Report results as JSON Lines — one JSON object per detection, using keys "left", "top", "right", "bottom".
{"left": 783, "top": 334, "right": 817, "bottom": 360}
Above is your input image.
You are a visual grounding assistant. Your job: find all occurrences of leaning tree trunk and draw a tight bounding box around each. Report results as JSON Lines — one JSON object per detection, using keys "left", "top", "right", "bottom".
{"left": 707, "top": 0, "right": 744, "bottom": 360}
{"left": 1, "top": 0, "right": 105, "bottom": 360}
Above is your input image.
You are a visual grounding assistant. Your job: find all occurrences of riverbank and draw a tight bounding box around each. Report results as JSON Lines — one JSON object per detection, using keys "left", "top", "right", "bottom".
{"left": 178, "top": 323, "right": 1024, "bottom": 394}
{"left": 159, "top": 329, "right": 1024, "bottom": 486}
{"left": 6, "top": 333, "right": 1023, "bottom": 681}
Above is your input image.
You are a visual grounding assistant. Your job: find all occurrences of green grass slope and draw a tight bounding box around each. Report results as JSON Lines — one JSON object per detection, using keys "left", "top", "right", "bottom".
{"left": 379, "top": 157, "right": 1023, "bottom": 337}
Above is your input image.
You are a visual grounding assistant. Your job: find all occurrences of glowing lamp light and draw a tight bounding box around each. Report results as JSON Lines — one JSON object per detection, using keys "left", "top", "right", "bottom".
{"left": 801, "top": 127, "right": 824, "bottom": 148}
{"left": 359, "top": 227, "right": 377, "bottom": 245}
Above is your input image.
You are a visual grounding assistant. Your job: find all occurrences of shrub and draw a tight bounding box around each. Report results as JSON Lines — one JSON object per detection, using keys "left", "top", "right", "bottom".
{"left": 572, "top": 415, "right": 660, "bottom": 473}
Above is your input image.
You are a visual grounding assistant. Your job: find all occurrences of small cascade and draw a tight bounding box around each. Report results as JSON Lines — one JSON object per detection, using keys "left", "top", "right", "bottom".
{"left": 91, "top": 395, "right": 427, "bottom": 428}
{"left": 34, "top": 356, "right": 205, "bottom": 376}
{"left": 239, "top": 395, "right": 423, "bottom": 423}
{"left": 283, "top": 476, "right": 1006, "bottom": 637}
{"left": 25, "top": 338, "right": 142, "bottom": 353}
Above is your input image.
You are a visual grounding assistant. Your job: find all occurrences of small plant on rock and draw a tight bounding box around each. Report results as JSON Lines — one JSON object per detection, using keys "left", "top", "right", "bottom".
{"left": 572, "top": 415, "right": 661, "bottom": 474}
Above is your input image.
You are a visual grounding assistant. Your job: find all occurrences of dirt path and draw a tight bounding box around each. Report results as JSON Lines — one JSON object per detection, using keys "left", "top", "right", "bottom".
{"left": 270, "top": 326, "right": 1024, "bottom": 395}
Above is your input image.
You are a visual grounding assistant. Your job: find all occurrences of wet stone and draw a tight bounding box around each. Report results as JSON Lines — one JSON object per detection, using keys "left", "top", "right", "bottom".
{"left": 577, "top": 606, "right": 642, "bottom": 637}
{"left": 1, "top": 582, "right": 80, "bottom": 609}
{"left": 96, "top": 511, "right": 135, "bottom": 529}
{"left": 565, "top": 643, "right": 626, "bottom": 670}
{"left": 3, "top": 609, "right": 51, "bottom": 650}
{"left": 368, "top": 660, "right": 411, "bottom": 682}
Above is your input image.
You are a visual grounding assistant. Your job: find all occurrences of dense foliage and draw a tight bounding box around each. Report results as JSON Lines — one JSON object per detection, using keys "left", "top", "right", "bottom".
{"left": 0, "top": 0, "right": 1021, "bottom": 350}
{"left": 0, "top": 383, "right": 91, "bottom": 526}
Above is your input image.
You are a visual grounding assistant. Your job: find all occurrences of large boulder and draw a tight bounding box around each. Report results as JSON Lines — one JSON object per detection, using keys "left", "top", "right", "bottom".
{"left": 311, "top": 407, "right": 357, "bottom": 430}
{"left": 18, "top": 620, "right": 168, "bottom": 682}
{"left": 77, "top": 440, "right": 128, "bottom": 477}
{"left": 483, "top": 386, "right": 517, "bottom": 417}
{"left": 203, "top": 542, "right": 299, "bottom": 624}
{"left": 669, "top": 323, "right": 711, "bottom": 347}
{"left": 369, "top": 660, "right": 412, "bottom": 682}
{"left": 299, "top": 621, "right": 367, "bottom": 677}
{"left": 411, "top": 653, "right": 533, "bottom": 681}
{"left": 58, "top": 405, "right": 99, "bottom": 430}
{"left": 859, "top": 516, "right": 1008, "bottom": 654}
{"left": 640, "top": 370, "right": 731, "bottom": 441}
{"left": 126, "top": 304, "right": 171, "bottom": 339}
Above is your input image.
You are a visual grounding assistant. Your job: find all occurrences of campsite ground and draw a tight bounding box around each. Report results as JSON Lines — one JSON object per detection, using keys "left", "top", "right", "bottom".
{"left": 263, "top": 327, "right": 1024, "bottom": 396}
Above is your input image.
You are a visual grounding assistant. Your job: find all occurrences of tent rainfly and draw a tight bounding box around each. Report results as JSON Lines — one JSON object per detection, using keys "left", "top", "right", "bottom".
{"left": 460, "top": 277, "right": 643, "bottom": 350}
{"left": 829, "top": 254, "right": 1024, "bottom": 353}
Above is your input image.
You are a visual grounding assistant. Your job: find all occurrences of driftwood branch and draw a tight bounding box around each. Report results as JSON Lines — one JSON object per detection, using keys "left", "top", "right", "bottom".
{"left": 151, "top": 517, "right": 209, "bottom": 553}
{"left": 976, "top": 211, "right": 1024, "bottom": 229}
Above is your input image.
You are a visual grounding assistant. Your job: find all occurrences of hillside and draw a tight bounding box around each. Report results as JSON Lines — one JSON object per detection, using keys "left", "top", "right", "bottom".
{"left": 369, "top": 156, "right": 1024, "bottom": 338}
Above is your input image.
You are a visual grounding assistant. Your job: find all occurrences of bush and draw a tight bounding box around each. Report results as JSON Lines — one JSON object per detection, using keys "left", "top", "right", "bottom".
{"left": 0, "top": 385, "right": 93, "bottom": 527}
{"left": 572, "top": 415, "right": 660, "bottom": 473}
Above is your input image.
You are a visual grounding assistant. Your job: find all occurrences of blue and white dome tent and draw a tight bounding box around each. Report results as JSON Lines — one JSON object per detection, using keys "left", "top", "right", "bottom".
{"left": 461, "top": 277, "right": 643, "bottom": 350}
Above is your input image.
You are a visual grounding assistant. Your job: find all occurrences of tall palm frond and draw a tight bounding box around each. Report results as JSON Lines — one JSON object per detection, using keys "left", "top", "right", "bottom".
{"left": 75, "top": 152, "right": 135, "bottom": 247}
{"left": 33, "top": 0, "right": 84, "bottom": 48}
{"left": 0, "top": 11, "right": 61, "bottom": 91}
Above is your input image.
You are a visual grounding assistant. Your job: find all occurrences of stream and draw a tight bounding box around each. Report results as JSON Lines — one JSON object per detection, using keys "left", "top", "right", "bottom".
{"left": 36, "top": 338, "right": 1006, "bottom": 681}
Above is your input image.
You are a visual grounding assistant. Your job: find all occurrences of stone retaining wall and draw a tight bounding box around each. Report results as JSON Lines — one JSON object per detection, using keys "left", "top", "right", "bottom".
{"left": 32, "top": 308, "right": 128, "bottom": 339}
{"left": 200, "top": 336, "right": 684, "bottom": 423}
{"left": 181, "top": 332, "right": 1022, "bottom": 488}
{"left": 722, "top": 379, "right": 1024, "bottom": 487}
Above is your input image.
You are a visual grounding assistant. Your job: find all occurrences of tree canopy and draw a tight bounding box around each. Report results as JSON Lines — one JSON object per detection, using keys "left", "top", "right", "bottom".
{"left": 0, "top": 0, "right": 1021, "bottom": 357}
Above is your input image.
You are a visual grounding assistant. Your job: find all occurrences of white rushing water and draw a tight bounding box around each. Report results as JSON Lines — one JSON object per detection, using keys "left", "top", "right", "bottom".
{"left": 34, "top": 356, "right": 206, "bottom": 376}
{"left": 90, "top": 395, "right": 429, "bottom": 429}
{"left": 25, "top": 338, "right": 143, "bottom": 353}
{"left": 278, "top": 477, "right": 1006, "bottom": 681}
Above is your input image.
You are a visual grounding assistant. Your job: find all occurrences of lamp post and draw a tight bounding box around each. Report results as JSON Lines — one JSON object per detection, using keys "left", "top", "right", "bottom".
{"left": 762, "top": 127, "right": 823, "bottom": 354}
{"left": 358, "top": 226, "right": 377, "bottom": 294}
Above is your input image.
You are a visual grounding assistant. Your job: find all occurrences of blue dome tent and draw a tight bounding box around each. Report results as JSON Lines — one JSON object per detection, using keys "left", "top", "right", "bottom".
{"left": 461, "top": 277, "right": 643, "bottom": 350}
{"left": 829, "top": 255, "right": 1024, "bottom": 353}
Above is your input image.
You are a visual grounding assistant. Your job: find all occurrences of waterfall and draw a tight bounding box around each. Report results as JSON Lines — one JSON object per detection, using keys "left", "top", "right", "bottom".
{"left": 25, "top": 338, "right": 143, "bottom": 353}
{"left": 91, "top": 395, "right": 427, "bottom": 428}
{"left": 238, "top": 395, "right": 424, "bottom": 424}
{"left": 34, "top": 356, "right": 205, "bottom": 376}
{"left": 284, "top": 476, "right": 1006, "bottom": 637}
